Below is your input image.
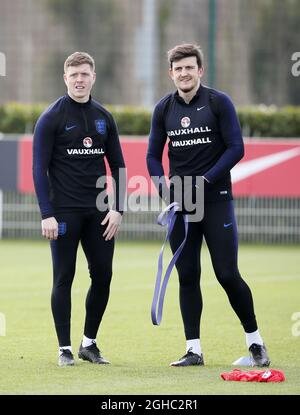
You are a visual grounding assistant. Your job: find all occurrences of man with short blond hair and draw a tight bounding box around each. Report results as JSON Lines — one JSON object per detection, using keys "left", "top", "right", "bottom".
{"left": 64, "top": 51, "right": 95, "bottom": 74}
{"left": 33, "top": 51, "right": 125, "bottom": 367}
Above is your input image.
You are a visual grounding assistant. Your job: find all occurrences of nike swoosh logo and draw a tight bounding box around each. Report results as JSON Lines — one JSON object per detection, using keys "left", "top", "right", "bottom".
{"left": 197, "top": 106, "right": 206, "bottom": 111}
{"left": 232, "top": 147, "right": 300, "bottom": 183}
{"left": 65, "top": 125, "right": 76, "bottom": 131}
{"left": 224, "top": 222, "right": 232, "bottom": 228}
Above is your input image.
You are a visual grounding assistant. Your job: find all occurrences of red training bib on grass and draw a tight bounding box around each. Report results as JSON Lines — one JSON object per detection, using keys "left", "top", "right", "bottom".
{"left": 221, "top": 369, "right": 285, "bottom": 382}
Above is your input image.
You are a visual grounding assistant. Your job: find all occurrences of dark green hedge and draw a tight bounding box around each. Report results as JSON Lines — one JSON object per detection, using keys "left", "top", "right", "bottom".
{"left": 0, "top": 102, "right": 300, "bottom": 137}
{"left": 237, "top": 105, "right": 300, "bottom": 138}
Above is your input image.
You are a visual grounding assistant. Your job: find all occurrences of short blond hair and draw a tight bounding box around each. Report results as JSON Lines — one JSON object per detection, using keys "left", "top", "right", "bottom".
{"left": 64, "top": 51, "right": 95, "bottom": 73}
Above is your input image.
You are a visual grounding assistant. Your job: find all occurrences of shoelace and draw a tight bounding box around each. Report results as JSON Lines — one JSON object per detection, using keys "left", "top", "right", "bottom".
{"left": 249, "top": 344, "right": 266, "bottom": 358}
{"left": 250, "top": 344, "right": 262, "bottom": 352}
{"left": 181, "top": 348, "right": 196, "bottom": 359}
{"left": 181, "top": 352, "right": 193, "bottom": 359}
{"left": 88, "top": 342, "right": 101, "bottom": 356}
{"left": 61, "top": 349, "right": 73, "bottom": 356}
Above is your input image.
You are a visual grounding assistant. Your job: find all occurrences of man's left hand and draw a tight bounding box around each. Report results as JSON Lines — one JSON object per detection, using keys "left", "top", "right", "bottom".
{"left": 101, "top": 210, "right": 122, "bottom": 241}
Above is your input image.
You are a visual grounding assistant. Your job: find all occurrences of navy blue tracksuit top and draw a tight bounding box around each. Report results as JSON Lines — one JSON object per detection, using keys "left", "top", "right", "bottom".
{"left": 146, "top": 84, "right": 244, "bottom": 202}
{"left": 33, "top": 94, "right": 125, "bottom": 219}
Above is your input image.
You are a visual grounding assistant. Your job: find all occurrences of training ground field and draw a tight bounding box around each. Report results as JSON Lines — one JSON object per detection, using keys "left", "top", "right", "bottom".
{"left": 0, "top": 240, "right": 299, "bottom": 395}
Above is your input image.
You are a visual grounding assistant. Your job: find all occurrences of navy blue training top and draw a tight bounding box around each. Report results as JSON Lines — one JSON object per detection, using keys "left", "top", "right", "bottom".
{"left": 33, "top": 94, "right": 126, "bottom": 219}
{"left": 146, "top": 84, "right": 244, "bottom": 202}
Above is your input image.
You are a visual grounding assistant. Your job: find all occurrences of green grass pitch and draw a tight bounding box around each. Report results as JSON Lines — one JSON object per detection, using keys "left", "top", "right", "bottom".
{"left": 0, "top": 240, "right": 299, "bottom": 395}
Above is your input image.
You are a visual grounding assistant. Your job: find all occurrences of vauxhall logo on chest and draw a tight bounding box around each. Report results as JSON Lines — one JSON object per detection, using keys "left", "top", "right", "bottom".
{"left": 167, "top": 116, "right": 212, "bottom": 147}
{"left": 67, "top": 137, "right": 105, "bottom": 155}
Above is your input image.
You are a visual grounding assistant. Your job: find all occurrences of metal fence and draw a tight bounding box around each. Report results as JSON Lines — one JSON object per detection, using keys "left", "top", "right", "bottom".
{"left": 1, "top": 191, "right": 299, "bottom": 243}
{"left": 1, "top": 0, "right": 300, "bottom": 107}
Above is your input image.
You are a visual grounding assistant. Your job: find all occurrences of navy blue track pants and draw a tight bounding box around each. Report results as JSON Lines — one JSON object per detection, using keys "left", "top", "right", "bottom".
{"left": 50, "top": 209, "right": 114, "bottom": 346}
{"left": 169, "top": 200, "right": 257, "bottom": 340}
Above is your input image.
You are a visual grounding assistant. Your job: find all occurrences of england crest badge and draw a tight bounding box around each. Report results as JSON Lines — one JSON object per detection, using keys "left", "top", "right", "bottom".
{"left": 95, "top": 119, "right": 106, "bottom": 135}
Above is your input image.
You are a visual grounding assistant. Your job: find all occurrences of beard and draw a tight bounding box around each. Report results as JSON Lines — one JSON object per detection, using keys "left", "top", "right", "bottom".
{"left": 179, "top": 85, "right": 195, "bottom": 93}
{"left": 177, "top": 78, "right": 197, "bottom": 93}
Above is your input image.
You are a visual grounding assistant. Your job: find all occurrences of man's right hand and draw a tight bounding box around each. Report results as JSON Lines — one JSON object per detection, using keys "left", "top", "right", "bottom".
{"left": 41, "top": 217, "right": 58, "bottom": 240}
